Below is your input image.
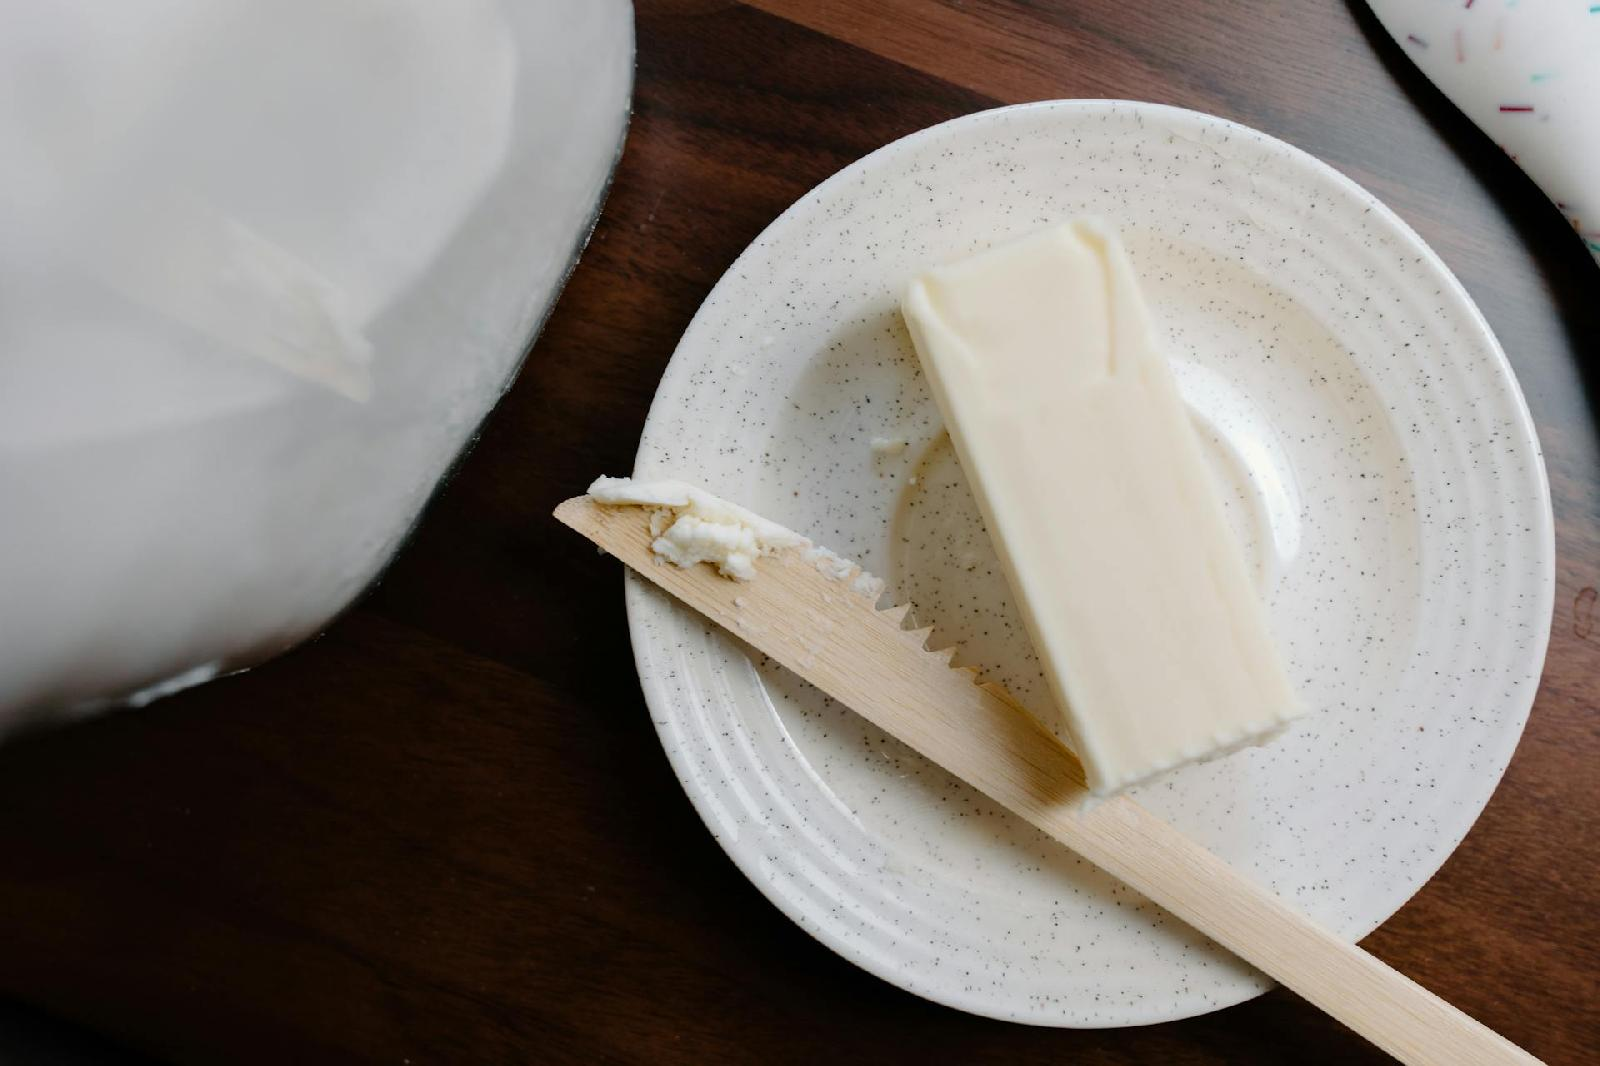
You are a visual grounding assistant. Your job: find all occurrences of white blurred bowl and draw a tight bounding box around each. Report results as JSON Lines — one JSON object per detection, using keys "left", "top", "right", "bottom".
{"left": 0, "top": 0, "right": 634, "bottom": 721}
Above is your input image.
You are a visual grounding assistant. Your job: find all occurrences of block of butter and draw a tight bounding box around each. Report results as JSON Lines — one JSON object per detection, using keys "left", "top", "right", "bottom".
{"left": 902, "top": 221, "right": 1302, "bottom": 795}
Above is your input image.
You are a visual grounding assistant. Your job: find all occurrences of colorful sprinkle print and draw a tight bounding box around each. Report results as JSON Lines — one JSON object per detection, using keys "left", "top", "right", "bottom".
{"left": 1369, "top": 0, "right": 1600, "bottom": 266}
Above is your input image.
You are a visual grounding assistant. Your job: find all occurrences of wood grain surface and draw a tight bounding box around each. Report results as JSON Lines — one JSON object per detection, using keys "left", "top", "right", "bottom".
{"left": 1, "top": 2, "right": 1596, "bottom": 1063}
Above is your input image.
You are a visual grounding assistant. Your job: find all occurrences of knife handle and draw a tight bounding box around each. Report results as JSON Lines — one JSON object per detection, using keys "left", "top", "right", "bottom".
{"left": 976, "top": 683, "right": 1539, "bottom": 1066}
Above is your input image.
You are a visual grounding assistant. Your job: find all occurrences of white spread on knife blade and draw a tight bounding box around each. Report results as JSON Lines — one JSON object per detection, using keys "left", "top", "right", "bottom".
{"left": 587, "top": 476, "right": 806, "bottom": 580}
{"left": 588, "top": 477, "right": 890, "bottom": 595}
{"left": 901, "top": 220, "right": 1304, "bottom": 796}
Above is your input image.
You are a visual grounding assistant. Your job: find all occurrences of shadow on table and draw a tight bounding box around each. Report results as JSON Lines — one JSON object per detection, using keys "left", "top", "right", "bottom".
{"left": 0, "top": 999, "right": 158, "bottom": 1065}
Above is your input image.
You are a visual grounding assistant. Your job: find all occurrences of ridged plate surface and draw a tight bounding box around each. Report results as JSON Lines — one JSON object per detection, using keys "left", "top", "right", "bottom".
{"left": 625, "top": 100, "right": 1554, "bottom": 1027}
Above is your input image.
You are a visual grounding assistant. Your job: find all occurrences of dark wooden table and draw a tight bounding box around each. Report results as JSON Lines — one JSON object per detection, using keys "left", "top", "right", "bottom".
{"left": 1, "top": 2, "right": 1596, "bottom": 1063}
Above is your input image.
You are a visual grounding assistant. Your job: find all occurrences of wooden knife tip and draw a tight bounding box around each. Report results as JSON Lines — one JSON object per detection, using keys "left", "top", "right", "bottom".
{"left": 552, "top": 495, "right": 597, "bottom": 533}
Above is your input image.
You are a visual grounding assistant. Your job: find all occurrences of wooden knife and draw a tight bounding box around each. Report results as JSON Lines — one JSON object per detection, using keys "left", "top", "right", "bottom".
{"left": 555, "top": 494, "right": 1539, "bottom": 1066}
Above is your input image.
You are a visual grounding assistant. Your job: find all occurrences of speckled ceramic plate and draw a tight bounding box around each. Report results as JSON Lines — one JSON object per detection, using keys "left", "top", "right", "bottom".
{"left": 623, "top": 101, "right": 1554, "bottom": 1027}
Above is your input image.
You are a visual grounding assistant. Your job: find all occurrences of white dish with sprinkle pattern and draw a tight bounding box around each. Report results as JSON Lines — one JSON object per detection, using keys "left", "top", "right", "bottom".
{"left": 622, "top": 100, "right": 1554, "bottom": 1027}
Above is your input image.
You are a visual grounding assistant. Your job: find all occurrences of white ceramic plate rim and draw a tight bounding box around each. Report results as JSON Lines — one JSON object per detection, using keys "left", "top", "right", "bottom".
{"left": 622, "top": 100, "right": 1555, "bottom": 1026}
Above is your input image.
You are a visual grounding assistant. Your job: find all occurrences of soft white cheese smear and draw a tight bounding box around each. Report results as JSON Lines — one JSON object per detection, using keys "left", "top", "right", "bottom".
{"left": 901, "top": 220, "right": 1303, "bottom": 795}
{"left": 587, "top": 476, "right": 808, "bottom": 580}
